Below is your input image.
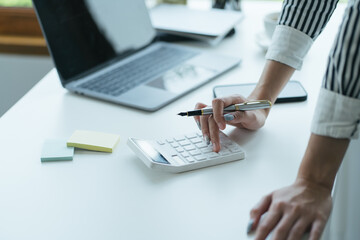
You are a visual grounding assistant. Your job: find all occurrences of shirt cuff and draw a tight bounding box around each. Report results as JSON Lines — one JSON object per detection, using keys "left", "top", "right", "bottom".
{"left": 311, "top": 88, "right": 360, "bottom": 139}
{"left": 265, "top": 25, "right": 313, "bottom": 70}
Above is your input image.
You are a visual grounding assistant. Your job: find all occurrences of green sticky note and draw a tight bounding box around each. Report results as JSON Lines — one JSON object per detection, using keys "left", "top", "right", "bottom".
{"left": 67, "top": 130, "right": 120, "bottom": 153}
{"left": 41, "top": 139, "right": 74, "bottom": 162}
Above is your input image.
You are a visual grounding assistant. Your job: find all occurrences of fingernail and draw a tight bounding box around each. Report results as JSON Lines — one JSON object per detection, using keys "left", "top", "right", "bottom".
{"left": 203, "top": 135, "right": 210, "bottom": 145}
{"left": 224, "top": 114, "right": 234, "bottom": 121}
{"left": 213, "top": 142, "right": 219, "bottom": 152}
{"left": 247, "top": 219, "right": 254, "bottom": 234}
{"left": 196, "top": 120, "right": 201, "bottom": 130}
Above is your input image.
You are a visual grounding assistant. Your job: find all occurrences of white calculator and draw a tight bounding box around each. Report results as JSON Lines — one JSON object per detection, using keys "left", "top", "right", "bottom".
{"left": 127, "top": 131, "right": 245, "bottom": 173}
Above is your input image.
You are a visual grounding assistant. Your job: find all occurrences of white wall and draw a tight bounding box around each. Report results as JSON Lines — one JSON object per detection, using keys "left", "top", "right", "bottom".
{"left": 0, "top": 54, "right": 54, "bottom": 117}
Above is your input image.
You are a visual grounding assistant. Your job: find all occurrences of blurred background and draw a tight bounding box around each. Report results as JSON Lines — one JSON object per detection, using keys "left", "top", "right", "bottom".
{"left": 0, "top": 0, "right": 345, "bottom": 117}
{"left": 0, "top": 0, "right": 52, "bottom": 117}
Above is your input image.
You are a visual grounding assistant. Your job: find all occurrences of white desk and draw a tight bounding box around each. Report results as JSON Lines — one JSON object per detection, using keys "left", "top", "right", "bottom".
{"left": 0, "top": 2, "right": 344, "bottom": 239}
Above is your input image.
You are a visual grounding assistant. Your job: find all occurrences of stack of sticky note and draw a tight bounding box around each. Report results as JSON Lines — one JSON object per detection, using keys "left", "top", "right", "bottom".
{"left": 67, "top": 130, "right": 120, "bottom": 153}
{"left": 41, "top": 130, "right": 120, "bottom": 162}
{"left": 41, "top": 139, "right": 74, "bottom": 162}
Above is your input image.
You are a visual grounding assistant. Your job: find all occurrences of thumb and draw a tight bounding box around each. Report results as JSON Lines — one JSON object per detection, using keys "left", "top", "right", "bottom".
{"left": 248, "top": 194, "right": 272, "bottom": 233}
{"left": 223, "top": 111, "right": 245, "bottom": 123}
{"left": 225, "top": 110, "right": 267, "bottom": 130}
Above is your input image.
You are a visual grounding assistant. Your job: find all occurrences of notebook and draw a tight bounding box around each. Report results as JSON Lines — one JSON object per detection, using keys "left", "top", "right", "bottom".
{"left": 33, "top": 0, "right": 241, "bottom": 111}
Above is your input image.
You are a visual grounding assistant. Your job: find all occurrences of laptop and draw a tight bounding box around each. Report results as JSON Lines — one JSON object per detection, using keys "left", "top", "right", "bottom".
{"left": 33, "top": 0, "right": 241, "bottom": 111}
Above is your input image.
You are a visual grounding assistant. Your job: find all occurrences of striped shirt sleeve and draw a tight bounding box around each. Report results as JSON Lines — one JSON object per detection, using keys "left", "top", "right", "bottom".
{"left": 312, "top": 0, "right": 360, "bottom": 139}
{"left": 266, "top": 0, "right": 339, "bottom": 70}
{"left": 323, "top": 0, "right": 360, "bottom": 99}
{"left": 264, "top": 0, "right": 360, "bottom": 139}
{"left": 279, "top": 0, "right": 338, "bottom": 40}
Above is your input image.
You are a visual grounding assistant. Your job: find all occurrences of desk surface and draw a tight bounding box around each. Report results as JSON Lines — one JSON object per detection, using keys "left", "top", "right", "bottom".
{"left": 0, "top": 2, "right": 344, "bottom": 239}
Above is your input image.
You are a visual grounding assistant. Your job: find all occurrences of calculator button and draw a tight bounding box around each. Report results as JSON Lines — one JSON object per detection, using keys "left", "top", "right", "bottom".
{"left": 184, "top": 145, "right": 195, "bottom": 151}
{"left": 181, "top": 152, "right": 190, "bottom": 158}
{"left": 179, "top": 140, "right": 191, "bottom": 146}
{"left": 172, "top": 155, "right": 185, "bottom": 165}
{"left": 185, "top": 133, "right": 197, "bottom": 139}
{"left": 219, "top": 150, "right": 231, "bottom": 156}
{"left": 166, "top": 138, "right": 174, "bottom": 143}
{"left": 197, "top": 132, "right": 202, "bottom": 137}
{"left": 206, "top": 152, "right": 219, "bottom": 158}
{"left": 189, "top": 149, "right": 201, "bottom": 156}
{"left": 221, "top": 139, "right": 232, "bottom": 144}
{"left": 195, "top": 142, "right": 207, "bottom": 148}
{"left": 174, "top": 136, "right": 186, "bottom": 141}
{"left": 157, "top": 140, "right": 165, "bottom": 145}
{"left": 176, "top": 147, "right": 184, "bottom": 153}
{"left": 190, "top": 138, "right": 202, "bottom": 144}
{"left": 202, "top": 147, "right": 213, "bottom": 153}
{"left": 171, "top": 142, "right": 180, "bottom": 148}
{"left": 230, "top": 147, "right": 242, "bottom": 152}
{"left": 186, "top": 157, "right": 195, "bottom": 163}
{"left": 194, "top": 155, "right": 206, "bottom": 161}
{"left": 226, "top": 143, "right": 237, "bottom": 148}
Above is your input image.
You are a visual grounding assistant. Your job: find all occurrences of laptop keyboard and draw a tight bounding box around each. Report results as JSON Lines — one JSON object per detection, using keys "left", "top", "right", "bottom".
{"left": 78, "top": 45, "right": 198, "bottom": 96}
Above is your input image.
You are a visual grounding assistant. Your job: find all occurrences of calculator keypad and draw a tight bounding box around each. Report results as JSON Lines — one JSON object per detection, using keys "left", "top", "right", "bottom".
{"left": 156, "top": 132, "right": 244, "bottom": 165}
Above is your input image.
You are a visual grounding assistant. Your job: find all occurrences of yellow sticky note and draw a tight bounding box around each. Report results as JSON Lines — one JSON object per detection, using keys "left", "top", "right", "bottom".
{"left": 67, "top": 130, "right": 120, "bottom": 153}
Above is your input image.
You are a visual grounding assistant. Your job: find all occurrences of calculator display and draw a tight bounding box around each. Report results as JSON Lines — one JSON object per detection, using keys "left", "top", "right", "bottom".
{"left": 134, "top": 140, "right": 170, "bottom": 164}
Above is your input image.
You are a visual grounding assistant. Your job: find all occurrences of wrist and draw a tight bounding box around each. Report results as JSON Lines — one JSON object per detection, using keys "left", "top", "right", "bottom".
{"left": 247, "top": 87, "right": 274, "bottom": 118}
{"left": 294, "top": 176, "right": 332, "bottom": 195}
{"left": 249, "top": 60, "right": 295, "bottom": 103}
{"left": 295, "top": 175, "right": 334, "bottom": 193}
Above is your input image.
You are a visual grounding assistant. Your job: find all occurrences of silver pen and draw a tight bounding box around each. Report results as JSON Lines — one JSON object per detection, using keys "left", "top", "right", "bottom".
{"left": 177, "top": 100, "right": 272, "bottom": 117}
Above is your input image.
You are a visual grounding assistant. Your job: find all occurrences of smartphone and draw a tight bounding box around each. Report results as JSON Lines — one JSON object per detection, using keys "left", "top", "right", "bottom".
{"left": 213, "top": 80, "right": 307, "bottom": 103}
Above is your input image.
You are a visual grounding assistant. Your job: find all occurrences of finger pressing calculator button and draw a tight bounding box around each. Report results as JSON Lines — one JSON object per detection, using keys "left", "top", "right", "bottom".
{"left": 129, "top": 131, "right": 245, "bottom": 173}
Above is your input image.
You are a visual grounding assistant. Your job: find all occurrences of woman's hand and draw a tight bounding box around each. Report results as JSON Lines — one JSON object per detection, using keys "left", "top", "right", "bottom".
{"left": 194, "top": 95, "right": 268, "bottom": 152}
{"left": 248, "top": 178, "right": 332, "bottom": 240}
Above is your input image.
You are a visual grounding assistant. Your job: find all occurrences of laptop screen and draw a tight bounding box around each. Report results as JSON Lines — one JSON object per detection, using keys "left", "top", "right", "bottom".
{"left": 33, "top": 0, "right": 156, "bottom": 82}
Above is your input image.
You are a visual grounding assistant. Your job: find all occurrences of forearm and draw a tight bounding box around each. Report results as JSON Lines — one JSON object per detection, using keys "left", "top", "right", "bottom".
{"left": 248, "top": 60, "right": 295, "bottom": 114}
{"left": 297, "top": 133, "right": 350, "bottom": 191}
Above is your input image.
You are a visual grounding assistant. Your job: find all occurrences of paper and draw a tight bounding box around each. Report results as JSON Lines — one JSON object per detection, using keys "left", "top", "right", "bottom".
{"left": 150, "top": 4, "right": 243, "bottom": 36}
{"left": 67, "top": 130, "right": 120, "bottom": 153}
{"left": 41, "top": 139, "right": 74, "bottom": 162}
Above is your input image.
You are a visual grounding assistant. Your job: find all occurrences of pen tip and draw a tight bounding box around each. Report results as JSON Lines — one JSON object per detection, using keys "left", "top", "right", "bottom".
{"left": 177, "top": 112, "right": 187, "bottom": 116}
